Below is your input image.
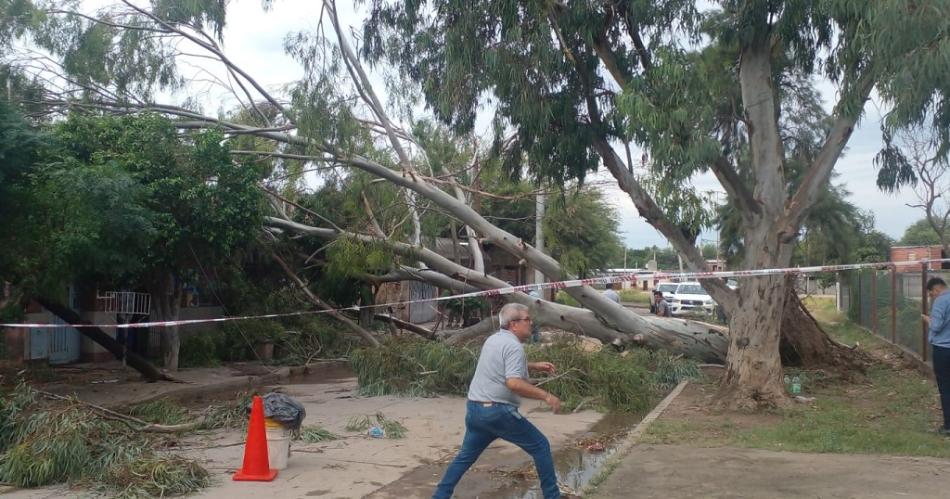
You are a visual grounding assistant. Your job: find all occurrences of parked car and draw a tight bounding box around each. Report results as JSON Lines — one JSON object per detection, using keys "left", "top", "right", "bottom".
{"left": 667, "top": 282, "right": 716, "bottom": 316}
{"left": 654, "top": 282, "right": 679, "bottom": 302}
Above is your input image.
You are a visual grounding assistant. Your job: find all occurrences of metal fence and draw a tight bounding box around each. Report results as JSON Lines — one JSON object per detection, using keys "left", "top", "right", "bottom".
{"left": 839, "top": 266, "right": 947, "bottom": 362}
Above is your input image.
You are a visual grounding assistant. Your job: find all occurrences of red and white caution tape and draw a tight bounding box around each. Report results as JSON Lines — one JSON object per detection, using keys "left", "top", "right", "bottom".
{"left": 4, "top": 257, "right": 948, "bottom": 329}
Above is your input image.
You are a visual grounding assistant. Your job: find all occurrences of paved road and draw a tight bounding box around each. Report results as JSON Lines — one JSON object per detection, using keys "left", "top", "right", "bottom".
{"left": 589, "top": 444, "right": 950, "bottom": 499}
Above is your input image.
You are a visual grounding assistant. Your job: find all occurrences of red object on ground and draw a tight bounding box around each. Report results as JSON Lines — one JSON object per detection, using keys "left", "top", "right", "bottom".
{"left": 233, "top": 395, "right": 278, "bottom": 481}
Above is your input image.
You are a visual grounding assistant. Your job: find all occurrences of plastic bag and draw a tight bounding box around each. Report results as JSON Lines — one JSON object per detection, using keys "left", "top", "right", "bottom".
{"left": 250, "top": 392, "right": 307, "bottom": 430}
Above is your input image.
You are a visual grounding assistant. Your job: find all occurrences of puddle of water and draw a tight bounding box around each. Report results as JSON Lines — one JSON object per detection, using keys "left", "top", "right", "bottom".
{"left": 491, "top": 411, "right": 645, "bottom": 498}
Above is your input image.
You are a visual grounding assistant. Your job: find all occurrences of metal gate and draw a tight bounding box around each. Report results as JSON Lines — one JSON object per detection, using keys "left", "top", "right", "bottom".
{"left": 29, "top": 317, "right": 81, "bottom": 364}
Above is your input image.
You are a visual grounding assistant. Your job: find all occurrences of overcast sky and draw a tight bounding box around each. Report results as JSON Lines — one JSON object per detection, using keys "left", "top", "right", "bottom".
{"left": 200, "top": 0, "right": 920, "bottom": 249}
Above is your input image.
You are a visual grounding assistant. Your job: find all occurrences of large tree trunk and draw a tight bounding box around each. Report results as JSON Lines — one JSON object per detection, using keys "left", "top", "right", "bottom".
{"left": 37, "top": 299, "right": 172, "bottom": 382}
{"left": 718, "top": 274, "right": 789, "bottom": 409}
{"left": 150, "top": 273, "right": 182, "bottom": 372}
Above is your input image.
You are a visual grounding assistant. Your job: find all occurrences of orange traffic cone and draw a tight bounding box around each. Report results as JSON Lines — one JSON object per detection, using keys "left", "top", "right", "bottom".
{"left": 233, "top": 395, "right": 278, "bottom": 481}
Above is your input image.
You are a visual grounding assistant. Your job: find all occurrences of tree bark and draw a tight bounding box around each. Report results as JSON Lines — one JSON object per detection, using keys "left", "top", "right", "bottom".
{"left": 716, "top": 215, "right": 796, "bottom": 409}
{"left": 151, "top": 273, "right": 182, "bottom": 372}
{"left": 36, "top": 299, "right": 173, "bottom": 382}
{"left": 718, "top": 273, "right": 789, "bottom": 409}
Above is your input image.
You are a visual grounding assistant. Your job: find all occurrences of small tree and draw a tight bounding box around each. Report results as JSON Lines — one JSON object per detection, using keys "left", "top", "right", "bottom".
{"left": 878, "top": 127, "right": 950, "bottom": 254}
{"left": 35, "top": 113, "right": 265, "bottom": 370}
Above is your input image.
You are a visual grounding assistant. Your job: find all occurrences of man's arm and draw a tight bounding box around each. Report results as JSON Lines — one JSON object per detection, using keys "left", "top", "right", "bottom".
{"left": 929, "top": 296, "right": 950, "bottom": 336}
{"left": 528, "top": 362, "right": 555, "bottom": 374}
{"left": 505, "top": 377, "right": 561, "bottom": 413}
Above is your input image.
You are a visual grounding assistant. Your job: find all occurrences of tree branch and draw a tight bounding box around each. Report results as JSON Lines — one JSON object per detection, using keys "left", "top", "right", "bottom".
{"left": 783, "top": 73, "right": 875, "bottom": 234}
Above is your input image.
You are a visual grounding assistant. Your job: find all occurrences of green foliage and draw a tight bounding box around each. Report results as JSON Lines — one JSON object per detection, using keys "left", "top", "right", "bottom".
{"left": 128, "top": 400, "right": 190, "bottom": 426}
{"left": 376, "top": 413, "right": 408, "bottom": 439}
{"left": 900, "top": 218, "right": 943, "bottom": 246}
{"left": 618, "top": 289, "right": 650, "bottom": 304}
{"left": 342, "top": 413, "right": 406, "bottom": 439}
{"left": 299, "top": 425, "right": 339, "bottom": 443}
{"left": 0, "top": 384, "right": 209, "bottom": 496}
{"left": 350, "top": 338, "right": 478, "bottom": 397}
{"left": 101, "top": 455, "right": 210, "bottom": 499}
{"left": 544, "top": 187, "right": 624, "bottom": 278}
{"left": 178, "top": 332, "right": 224, "bottom": 368}
{"left": 344, "top": 415, "right": 373, "bottom": 432}
{"left": 1, "top": 112, "right": 265, "bottom": 302}
{"left": 199, "top": 392, "right": 253, "bottom": 431}
{"left": 350, "top": 338, "right": 700, "bottom": 412}
{"left": 554, "top": 291, "right": 580, "bottom": 307}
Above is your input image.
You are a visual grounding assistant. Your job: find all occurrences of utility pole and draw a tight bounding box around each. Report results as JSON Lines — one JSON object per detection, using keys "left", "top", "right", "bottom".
{"left": 535, "top": 186, "right": 545, "bottom": 292}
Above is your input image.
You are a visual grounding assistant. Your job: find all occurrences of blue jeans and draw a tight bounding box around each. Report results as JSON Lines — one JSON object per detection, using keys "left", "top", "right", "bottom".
{"left": 933, "top": 345, "right": 950, "bottom": 429}
{"left": 433, "top": 401, "right": 560, "bottom": 499}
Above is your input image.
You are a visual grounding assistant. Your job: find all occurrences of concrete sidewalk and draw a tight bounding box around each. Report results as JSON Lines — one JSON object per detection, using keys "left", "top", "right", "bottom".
{"left": 588, "top": 444, "right": 949, "bottom": 499}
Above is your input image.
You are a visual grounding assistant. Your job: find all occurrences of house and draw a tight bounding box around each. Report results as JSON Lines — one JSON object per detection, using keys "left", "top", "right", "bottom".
{"left": 2, "top": 279, "right": 223, "bottom": 366}
{"left": 889, "top": 245, "right": 947, "bottom": 272}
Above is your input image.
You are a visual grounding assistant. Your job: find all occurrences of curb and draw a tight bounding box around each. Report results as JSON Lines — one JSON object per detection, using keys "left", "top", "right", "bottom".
{"left": 580, "top": 380, "right": 689, "bottom": 497}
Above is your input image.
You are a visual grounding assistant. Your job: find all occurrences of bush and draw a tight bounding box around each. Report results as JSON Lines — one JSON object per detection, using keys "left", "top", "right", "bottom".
{"left": 179, "top": 332, "right": 223, "bottom": 368}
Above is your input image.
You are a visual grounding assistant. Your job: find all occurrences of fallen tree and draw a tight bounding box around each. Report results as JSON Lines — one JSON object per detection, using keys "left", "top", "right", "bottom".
{"left": 4, "top": 0, "right": 925, "bottom": 408}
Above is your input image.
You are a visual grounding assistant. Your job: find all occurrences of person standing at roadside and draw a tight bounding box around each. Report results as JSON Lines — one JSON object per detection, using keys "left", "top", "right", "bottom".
{"left": 433, "top": 303, "right": 562, "bottom": 498}
{"left": 922, "top": 277, "right": 950, "bottom": 436}
{"left": 653, "top": 290, "right": 671, "bottom": 317}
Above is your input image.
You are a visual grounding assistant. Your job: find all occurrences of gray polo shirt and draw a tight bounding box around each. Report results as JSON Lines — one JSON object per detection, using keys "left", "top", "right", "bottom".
{"left": 467, "top": 329, "right": 528, "bottom": 407}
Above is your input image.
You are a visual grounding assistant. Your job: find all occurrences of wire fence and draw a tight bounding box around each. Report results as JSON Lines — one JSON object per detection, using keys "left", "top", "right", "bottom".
{"left": 839, "top": 265, "right": 946, "bottom": 363}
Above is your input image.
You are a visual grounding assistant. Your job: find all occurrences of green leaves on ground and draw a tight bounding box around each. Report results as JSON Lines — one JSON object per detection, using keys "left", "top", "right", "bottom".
{"left": 350, "top": 339, "right": 701, "bottom": 413}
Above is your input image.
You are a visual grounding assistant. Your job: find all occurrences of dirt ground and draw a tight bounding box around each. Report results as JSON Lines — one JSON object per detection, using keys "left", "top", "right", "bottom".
{"left": 1, "top": 366, "right": 604, "bottom": 499}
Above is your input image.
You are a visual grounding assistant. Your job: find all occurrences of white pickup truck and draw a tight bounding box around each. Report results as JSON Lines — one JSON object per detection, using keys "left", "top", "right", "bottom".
{"left": 661, "top": 282, "right": 716, "bottom": 316}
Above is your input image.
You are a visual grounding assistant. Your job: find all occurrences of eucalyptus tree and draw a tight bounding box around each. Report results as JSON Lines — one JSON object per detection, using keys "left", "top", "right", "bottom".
{"left": 1, "top": 0, "right": 945, "bottom": 406}
{"left": 361, "top": 0, "right": 949, "bottom": 406}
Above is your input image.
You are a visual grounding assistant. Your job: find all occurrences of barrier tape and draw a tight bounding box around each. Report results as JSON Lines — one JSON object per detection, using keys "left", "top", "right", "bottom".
{"left": 4, "top": 257, "right": 948, "bottom": 329}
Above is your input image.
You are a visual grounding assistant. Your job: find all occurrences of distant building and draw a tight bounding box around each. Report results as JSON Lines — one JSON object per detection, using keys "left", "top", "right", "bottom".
{"left": 889, "top": 245, "right": 947, "bottom": 272}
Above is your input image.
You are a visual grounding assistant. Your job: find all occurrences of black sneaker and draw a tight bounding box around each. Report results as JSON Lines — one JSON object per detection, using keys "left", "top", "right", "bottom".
{"left": 936, "top": 426, "right": 950, "bottom": 436}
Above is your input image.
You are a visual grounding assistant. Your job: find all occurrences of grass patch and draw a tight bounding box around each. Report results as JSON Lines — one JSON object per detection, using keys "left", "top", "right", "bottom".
{"left": 642, "top": 357, "right": 950, "bottom": 458}
{"left": 618, "top": 289, "right": 651, "bottom": 304}
{"left": 0, "top": 384, "right": 209, "bottom": 496}
{"left": 299, "top": 425, "right": 339, "bottom": 443}
{"left": 350, "top": 338, "right": 701, "bottom": 413}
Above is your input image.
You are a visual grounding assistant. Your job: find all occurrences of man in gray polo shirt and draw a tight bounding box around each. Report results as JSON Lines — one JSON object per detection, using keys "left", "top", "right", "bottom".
{"left": 433, "top": 303, "right": 562, "bottom": 499}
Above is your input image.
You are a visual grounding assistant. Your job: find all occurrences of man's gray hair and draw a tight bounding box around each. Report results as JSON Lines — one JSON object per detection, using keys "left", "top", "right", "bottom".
{"left": 499, "top": 303, "right": 530, "bottom": 328}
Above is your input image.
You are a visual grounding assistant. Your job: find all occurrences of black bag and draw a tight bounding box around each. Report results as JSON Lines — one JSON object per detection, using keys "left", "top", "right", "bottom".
{"left": 250, "top": 392, "right": 307, "bottom": 430}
